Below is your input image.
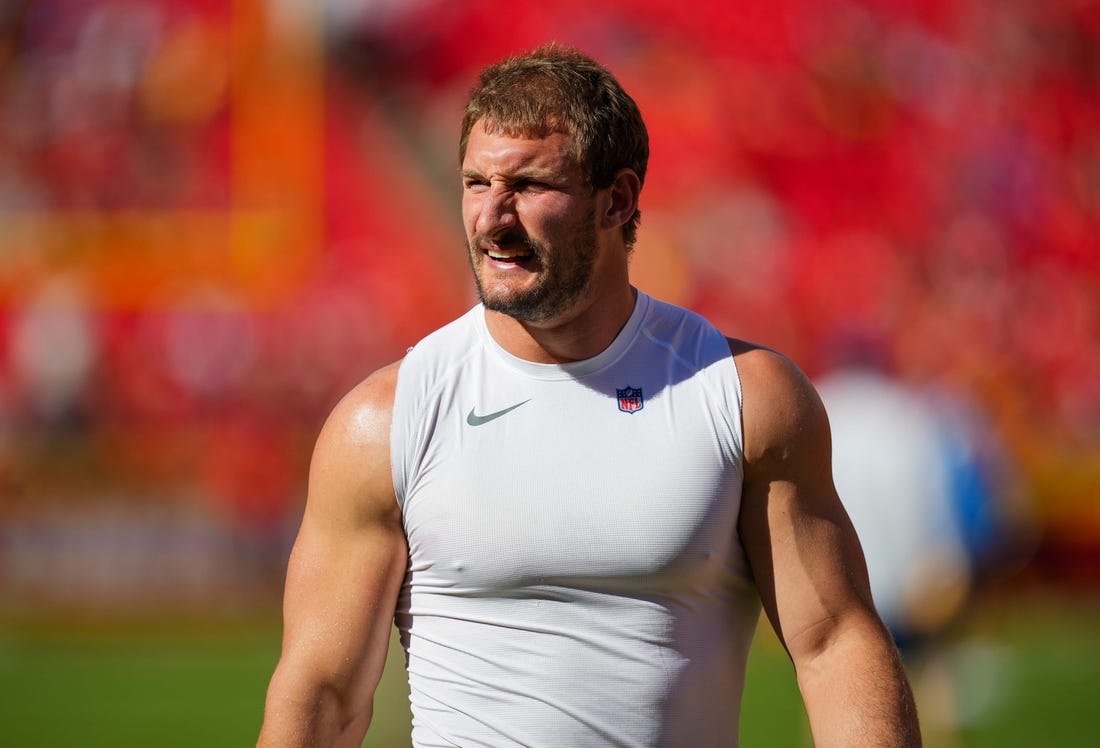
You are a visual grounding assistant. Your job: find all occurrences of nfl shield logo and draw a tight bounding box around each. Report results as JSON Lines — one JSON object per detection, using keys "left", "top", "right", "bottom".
{"left": 616, "top": 386, "right": 644, "bottom": 414}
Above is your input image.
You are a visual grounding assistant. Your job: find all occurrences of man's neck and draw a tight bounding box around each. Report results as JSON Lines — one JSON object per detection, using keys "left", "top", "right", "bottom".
{"left": 484, "top": 285, "right": 638, "bottom": 364}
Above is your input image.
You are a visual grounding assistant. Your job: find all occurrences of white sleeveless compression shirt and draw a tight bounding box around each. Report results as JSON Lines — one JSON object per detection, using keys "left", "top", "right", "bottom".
{"left": 390, "top": 291, "right": 760, "bottom": 747}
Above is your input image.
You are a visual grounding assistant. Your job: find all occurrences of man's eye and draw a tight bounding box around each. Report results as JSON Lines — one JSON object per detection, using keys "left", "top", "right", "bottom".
{"left": 464, "top": 179, "right": 488, "bottom": 191}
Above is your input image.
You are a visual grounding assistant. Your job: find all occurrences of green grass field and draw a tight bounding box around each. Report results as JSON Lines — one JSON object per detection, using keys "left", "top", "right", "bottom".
{"left": 0, "top": 594, "right": 1096, "bottom": 747}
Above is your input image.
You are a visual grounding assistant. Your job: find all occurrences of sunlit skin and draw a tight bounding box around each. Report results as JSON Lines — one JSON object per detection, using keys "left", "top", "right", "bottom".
{"left": 461, "top": 120, "right": 640, "bottom": 363}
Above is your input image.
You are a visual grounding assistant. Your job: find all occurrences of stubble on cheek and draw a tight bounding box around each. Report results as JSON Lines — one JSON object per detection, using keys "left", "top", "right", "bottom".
{"left": 466, "top": 208, "right": 598, "bottom": 325}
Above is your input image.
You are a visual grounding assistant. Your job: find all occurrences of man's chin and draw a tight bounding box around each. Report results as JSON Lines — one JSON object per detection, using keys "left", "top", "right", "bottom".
{"left": 478, "top": 276, "right": 538, "bottom": 307}
{"left": 480, "top": 289, "right": 556, "bottom": 324}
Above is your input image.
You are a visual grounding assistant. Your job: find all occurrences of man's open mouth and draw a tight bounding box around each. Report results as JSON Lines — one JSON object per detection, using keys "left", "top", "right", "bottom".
{"left": 486, "top": 246, "right": 533, "bottom": 261}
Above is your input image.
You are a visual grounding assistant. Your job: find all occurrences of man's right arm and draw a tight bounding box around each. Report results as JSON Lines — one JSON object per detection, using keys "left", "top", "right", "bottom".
{"left": 258, "top": 363, "right": 408, "bottom": 748}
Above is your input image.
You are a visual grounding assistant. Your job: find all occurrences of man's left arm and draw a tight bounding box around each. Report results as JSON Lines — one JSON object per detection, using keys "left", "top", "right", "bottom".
{"left": 732, "top": 342, "right": 921, "bottom": 747}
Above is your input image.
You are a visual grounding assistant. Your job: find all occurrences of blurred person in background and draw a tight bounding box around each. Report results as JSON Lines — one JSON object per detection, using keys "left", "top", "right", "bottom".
{"left": 259, "top": 44, "right": 919, "bottom": 747}
{"left": 817, "top": 330, "right": 1032, "bottom": 746}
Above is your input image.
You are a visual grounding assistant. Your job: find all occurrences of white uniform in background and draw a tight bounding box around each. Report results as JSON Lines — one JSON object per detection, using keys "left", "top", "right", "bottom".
{"left": 391, "top": 291, "right": 760, "bottom": 747}
{"left": 817, "top": 369, "right": 972, "bottom": 650}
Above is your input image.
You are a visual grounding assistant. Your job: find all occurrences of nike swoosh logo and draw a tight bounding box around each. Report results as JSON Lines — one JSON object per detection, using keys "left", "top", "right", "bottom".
{"left": 466, "top": 399, "right": 531, "bottom": 426}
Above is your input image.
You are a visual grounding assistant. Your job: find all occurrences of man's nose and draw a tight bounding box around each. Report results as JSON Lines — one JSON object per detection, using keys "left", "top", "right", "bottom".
{"left": 475, "top": 187, "right": 518, "bottom": 237}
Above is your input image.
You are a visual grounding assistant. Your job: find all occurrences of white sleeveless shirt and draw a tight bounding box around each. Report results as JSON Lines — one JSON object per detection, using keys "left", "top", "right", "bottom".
{"left": 391, "top": 291, "right": 760, "bottom": 747}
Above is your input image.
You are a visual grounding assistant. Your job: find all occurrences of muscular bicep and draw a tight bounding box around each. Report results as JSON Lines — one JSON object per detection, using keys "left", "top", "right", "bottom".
{"left": 734, "top": 346, "right": 877, "bottom": 662}
{"left": 260, "top": 364, "right": 408, "bottom": 746}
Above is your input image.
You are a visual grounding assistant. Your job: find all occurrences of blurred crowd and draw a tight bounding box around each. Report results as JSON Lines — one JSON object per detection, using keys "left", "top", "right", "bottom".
{"left": 0, "top": 0, "right": 1096, "bottom": 614}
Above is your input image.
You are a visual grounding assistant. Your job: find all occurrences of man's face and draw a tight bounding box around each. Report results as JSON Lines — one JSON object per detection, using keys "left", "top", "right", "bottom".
{"left": 461, "top": 120, "right": 601, "bottom": 325}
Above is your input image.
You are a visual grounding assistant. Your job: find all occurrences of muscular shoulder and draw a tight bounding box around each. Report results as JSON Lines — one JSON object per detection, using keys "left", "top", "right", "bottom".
{"left": 320, "top": 361, "right": 402, "bottom": 448}
{"left": 307, "top": 360, "right": 403, "bottom": 527}
{"left": 726, "top": 338, "right": 830, "bottom": 470}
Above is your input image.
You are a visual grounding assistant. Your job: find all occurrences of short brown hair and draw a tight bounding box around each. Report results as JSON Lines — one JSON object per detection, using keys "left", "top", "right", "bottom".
{"left": 459, "top": 44, "right": 649, "bottom": 248}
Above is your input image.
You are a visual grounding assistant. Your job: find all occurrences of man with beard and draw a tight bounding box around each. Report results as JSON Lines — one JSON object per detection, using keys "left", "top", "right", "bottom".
{"left": 258, "top": 45, "right": 921, "bottom": 747}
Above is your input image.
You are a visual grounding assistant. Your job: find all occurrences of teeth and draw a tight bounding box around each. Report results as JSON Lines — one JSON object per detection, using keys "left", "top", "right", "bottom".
{"left": 487, "top": 247, "right": 531, "bottom": 260}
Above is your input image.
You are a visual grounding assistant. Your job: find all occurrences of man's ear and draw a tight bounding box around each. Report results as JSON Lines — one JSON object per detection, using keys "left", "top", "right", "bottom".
{"left": 600, "top": 168, "right": 641, "bottom": 231}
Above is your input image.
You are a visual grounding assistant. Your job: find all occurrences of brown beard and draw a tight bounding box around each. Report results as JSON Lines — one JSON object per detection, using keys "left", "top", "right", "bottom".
{"left": 468, "top": 206, "right": 598, "bottom": 324}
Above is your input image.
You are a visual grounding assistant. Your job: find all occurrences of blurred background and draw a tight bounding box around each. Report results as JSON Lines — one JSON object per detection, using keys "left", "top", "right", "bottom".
{"left": 0, "top": 0, "right": 1096, "bottom": 745}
